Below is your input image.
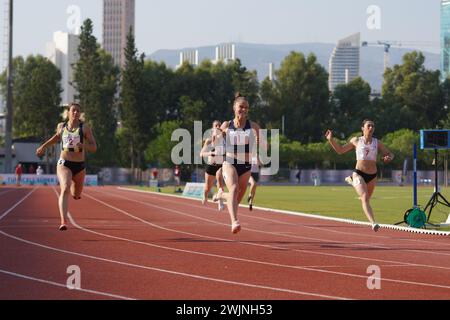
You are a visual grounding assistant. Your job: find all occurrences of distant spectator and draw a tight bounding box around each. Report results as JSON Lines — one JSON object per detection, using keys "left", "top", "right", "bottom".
{"left": 295, "top": 169, "right": 301, "bottom": 184}
{"left": 36, "top": 166, "right": 44, "bottom": 176}
{"left": 15, "top": 163, "right": 23, "bottom": 186}
{"left": 29, "top": 164, "right": 36, "bottom": 174}
{"left": 174, "top": 165, "right": 181, "bottom": 191}
{"left": 151, "top": 168, "right": 158, "bottom": 180}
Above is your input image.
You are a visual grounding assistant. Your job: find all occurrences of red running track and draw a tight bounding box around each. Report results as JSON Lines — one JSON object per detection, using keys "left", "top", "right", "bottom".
{"left": 0, "top": 185, "right": 449, "bottom": 300}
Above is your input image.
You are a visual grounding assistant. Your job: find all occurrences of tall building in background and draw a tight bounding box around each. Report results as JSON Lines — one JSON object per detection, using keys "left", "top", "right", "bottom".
{"left": 213, "top": 43, "right": 236, "bottom": 64}
{"left": 176, "top": 50, "right": 199, "bottom": 69}
{"left": 328, "top": 33, "right": 360, "bottom": 92}
{"left": 441, "top": 0, "right": 450, "bottom": 80}
{"left": 46, "top": 31, "right": 80, "bottom": 105}
{"left": 103, "top": 0, "right": 135, "bottom": 67}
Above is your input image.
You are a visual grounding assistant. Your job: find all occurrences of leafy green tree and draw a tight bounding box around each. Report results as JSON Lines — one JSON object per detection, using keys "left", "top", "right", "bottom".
{"left": 439, "top": 78, "right": 450, "bottom": 129}
{"left": 0, "top": 55, "right": 62, "bottom": 140}
{"left": 227, "top": 59, "right": 260, "bottom": 108}
{"left": 142, "top": 60, "right": 176, "bottom": 125}
{"left": 331, "top": 77, "right": 373, "bottom": 139}
{"left": 381, "top": 129, "right": 418, "bottom": 168}
{"left": 144, "top": 120, "right": 183, "bottom": 168}
{"left": 273, "top": 52, "right": 330, "bottom": 143}
{"left": 120, "top": 28, "right": 150, "bottom": 172}
{"left": 73, "top": 19, "right": 119, "bottom": 170}
{"left": 380, "top": 51, "right": 445, "bottom": 134}
{"left": 179, "top": 95, "right": 206, "bottom": 129}
{"left": 258, "top": 77, "right": 282, "bottom": 129}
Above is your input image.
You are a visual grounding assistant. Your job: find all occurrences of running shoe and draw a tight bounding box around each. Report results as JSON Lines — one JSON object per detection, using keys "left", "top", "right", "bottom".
{"left": 59, "top": 225, "right": 68, "bottom": 231}
{"left": 218, "top": 198, "right": 225, "bottom": 211}
{"left": 345, "top": 176, "right": 353, "bottom": 186}
{"left": 231, "top": 221, "right": 241, "bottom": 234}
{"left": 372, "top": 224, "right": 380, "bottom": 232}
{"left": 212, "top": 188, "right": 223, "bottom": 203}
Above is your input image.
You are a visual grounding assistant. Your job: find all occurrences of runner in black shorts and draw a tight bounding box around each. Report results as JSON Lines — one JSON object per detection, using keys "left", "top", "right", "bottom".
{"left": 200, "top": 121, "right": 225, "bottom": 210}
{"left": 36, "top": 103, "right": 97, "bottom": 231}
{"left": 248, "top": 157, "right": 260, "bottom": 211}
{"left": 326, "top": 120, "right": 394, "bottom": 232}
{"left": 213, "top": 93, "right": 266, "bottom": 234}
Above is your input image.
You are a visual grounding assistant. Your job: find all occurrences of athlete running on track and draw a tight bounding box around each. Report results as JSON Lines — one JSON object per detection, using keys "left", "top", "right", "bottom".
{"left": 325, "top": 119, "right": 394, "bottom": 232}
{"left": 36, "top": 103, "right": 97, "bottom": 231}
{"left": 247, "top": 156, "right": 260, "bottom": 211}
{"left": 213, "top": 93, "right": 265, "bottom": 234}
{"left": 200, "top": 120, "right": 225, "bottom": 211}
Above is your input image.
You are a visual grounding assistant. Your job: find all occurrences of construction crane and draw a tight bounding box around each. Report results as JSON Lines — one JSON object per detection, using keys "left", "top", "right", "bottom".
{"left": 361, "top": 40, "right": 439, "bottom": 72}
{"left": 361, "top": 41, "right": 399, "bottom": 72}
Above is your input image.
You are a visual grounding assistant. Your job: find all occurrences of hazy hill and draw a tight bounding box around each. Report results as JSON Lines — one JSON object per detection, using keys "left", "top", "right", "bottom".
{"left": 148, "top": 42, "right": 440, "bottom": 92}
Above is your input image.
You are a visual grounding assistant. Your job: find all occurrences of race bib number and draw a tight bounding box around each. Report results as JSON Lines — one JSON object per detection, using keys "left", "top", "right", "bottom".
{"left": 63, "top": 133, "right": 80, "bottom": 148}
{"left": 58, "top": 159, "right": 66, "bottom": 166}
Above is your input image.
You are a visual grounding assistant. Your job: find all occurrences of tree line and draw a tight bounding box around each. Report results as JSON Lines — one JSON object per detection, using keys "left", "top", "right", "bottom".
{"left": 1, "top": 19, "right": 449, "bottom": 174}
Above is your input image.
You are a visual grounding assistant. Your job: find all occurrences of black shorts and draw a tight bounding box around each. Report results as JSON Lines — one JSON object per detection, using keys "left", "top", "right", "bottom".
{"left": 231, "top": 164, "right": 251, "bottom": 177}
{"left": 206, "top": 164, "right": 222, "bottom": 176}
{"left": 58, "top": 159, "right": 86, "bottom": 177}
{"left": 251, "top": 172, "right": 260, "bottom": 183}
{"left": 355, "top": 170, "right": 377, "bottom": 184}
{"left": 225, "top": 158, "right": 251, "bottom": 177}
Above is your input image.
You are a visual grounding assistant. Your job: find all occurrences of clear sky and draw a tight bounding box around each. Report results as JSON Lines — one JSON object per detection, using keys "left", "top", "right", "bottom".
{"left": 0, "top": 0, "right": 442, "bottom": 60}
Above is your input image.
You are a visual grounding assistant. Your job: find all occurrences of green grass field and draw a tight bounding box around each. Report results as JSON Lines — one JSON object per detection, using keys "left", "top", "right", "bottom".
{"left": 131, "top": 185, "right": 450, "bottom": 229}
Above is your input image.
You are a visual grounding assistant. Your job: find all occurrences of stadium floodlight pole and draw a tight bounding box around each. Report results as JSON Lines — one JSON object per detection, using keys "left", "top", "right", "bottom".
{"left": 4, "top": 0, "right": 13, "bottom": 173}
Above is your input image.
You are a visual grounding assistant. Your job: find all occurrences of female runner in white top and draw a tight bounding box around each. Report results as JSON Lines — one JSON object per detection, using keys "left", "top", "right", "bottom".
{"left": 325, "top": 120, "right": 394, "bottom": 232}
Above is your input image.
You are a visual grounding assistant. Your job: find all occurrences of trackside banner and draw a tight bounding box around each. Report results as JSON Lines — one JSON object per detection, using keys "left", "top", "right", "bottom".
{"left": 182, "top": 182, "right": 205, "bottom": 199}
{"left": 0, "top": 174, "right": 98, "bottom": 186}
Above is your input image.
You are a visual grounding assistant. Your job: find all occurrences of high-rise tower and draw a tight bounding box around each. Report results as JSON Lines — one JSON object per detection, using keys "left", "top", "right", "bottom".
{"left": 103, "top": 0, "right": 135, "bottom": 67}
{"left": 328, "top": 33, "right": 360, "bottom": 92}
{"left": 46, "top": 31, "right": 80, "bottom": 105}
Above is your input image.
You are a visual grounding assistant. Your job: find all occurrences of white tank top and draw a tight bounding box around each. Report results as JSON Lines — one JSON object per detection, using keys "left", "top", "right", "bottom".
{"left": 209, "top": 134, "right": 225, "bottom": 165}
{"left": 356, "top": 137, "right": 378, "bottom": 161}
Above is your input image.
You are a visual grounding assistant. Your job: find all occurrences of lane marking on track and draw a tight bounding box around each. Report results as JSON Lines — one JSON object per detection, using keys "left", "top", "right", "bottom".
{"left": 0, "top": 187, "right": 136, "bottom": 300}
{"left": 118, "top": 187, "right": 450, "bottom": 244}
{"left": 0, "top": 188, "right": 36, "bottom": 221}
{"left": 92, "top": 188, "right": 450, "bottom": 271}
{"left": 77, "top": 190, "right": 450, "bottom": 291}
{"left": 43, "top": 186, "right": 351, "bottom": 300}
{"left": 2, "top": 187, "right": 446, "bottom": 301}
{"left": 0, "top": 189, "right": 16, "bottom": 197}
{"left": 96, "top": 189, "right": 392, "bottom": 250}
{"left": 0, "top": 269, "right": 135, "bottom": 300}
{"left": 139, "top": 187, "right": 450, "bottom": 245}
{"left": 0, "top": 229, "right": 350, "bottom": 301}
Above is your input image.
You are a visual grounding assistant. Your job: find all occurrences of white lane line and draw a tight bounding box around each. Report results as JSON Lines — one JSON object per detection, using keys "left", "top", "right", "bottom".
{"left": 68, "top": 213, "right": 450, "bottom": 282}
{"left": 79, "top": 191, "right": 450, "bottom": 291}
{"left": 0, "top": 229, "right": 350, "bottom": 301}
{"left": 0, "top": 269, "right": 135, "bottom": 300}
{"left": 0, "top": 187, "right": 136, "bottom": 300}
{"left": 123, "top": 187, "right": 450, "bottom": 251}
{"left": 90, "top": 189, "right": 450, "bottom": 272}
{"left": 95, "top": 188, "right": 390, "bottom": 250}
{"left": 117, "top": 187, "right": 450, "bottom": 244}
{"left": 0, "top": 188, "right": 36, "bottom": 221}
{"left": 235, "top": 213, "right": 450, "bottom": 257}
{"left": 0, "top": 189, "right": 16, "bottom": 197}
